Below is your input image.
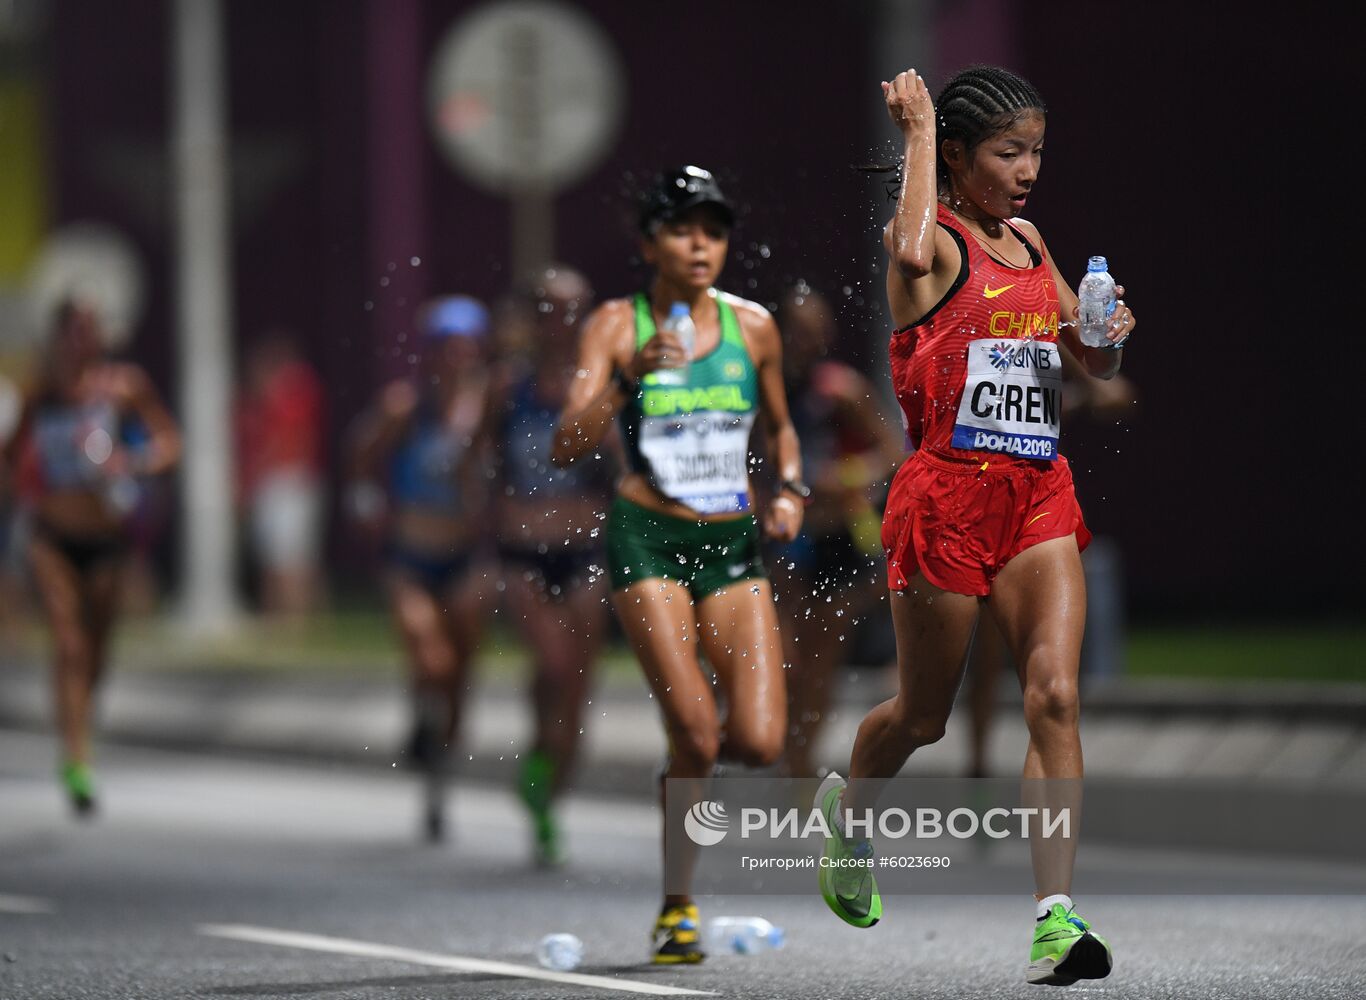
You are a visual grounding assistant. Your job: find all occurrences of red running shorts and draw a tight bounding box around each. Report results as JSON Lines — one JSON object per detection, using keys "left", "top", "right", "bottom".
{"left": 881, "top": 450, "right": 1091, "bottom": 596}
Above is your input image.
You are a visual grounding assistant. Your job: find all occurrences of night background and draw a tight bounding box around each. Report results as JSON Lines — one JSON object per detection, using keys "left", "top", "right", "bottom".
{"left": 13, "top": 0, "right": 1358, "bottom": 619}
{"left": 1, "top": 4, "right": 1363, "bottom": 998}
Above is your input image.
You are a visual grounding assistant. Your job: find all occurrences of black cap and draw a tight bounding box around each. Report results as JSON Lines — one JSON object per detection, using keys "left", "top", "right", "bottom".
{"left": 638, "top": 165, "right": 735, "bottom": 234}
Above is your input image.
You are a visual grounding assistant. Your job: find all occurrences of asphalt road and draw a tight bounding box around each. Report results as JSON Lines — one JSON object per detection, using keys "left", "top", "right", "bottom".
{"left": 2, "top": 729, "right": 1364, "bottom": 1000}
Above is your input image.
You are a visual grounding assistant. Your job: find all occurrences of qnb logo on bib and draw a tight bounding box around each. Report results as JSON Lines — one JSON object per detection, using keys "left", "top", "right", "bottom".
{"left": 952, "top": 338, "right": 1062, "bottom": 461}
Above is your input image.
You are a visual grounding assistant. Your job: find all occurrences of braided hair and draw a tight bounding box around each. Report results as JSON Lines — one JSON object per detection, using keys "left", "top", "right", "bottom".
{"left": 935, "top": 66, "right": 1046, "bottom": 191}
{"left": 855, "top": 66, "right": 1045, "bottom": 199}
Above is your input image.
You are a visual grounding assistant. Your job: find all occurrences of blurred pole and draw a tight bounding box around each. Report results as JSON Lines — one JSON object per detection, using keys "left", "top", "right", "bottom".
{"left": 505, "top": 17, "right": 551, "bottom": 280}
{"left": 366, "top": 0, "right": 426, "bottom": 377}
{"left": 866, "top": 0, "right": 930, "bottom": 405}
{"left": 172, "top": 0, "right": 241, "bottom": 633}
{"left": 865, "top": 1, "right": 1022, "bottom": 404}
{"left": 0, "top": 0, "right": 48, "bottom": 351}
{"left": 511, "top": 189, "right": 552, "bottom": 282}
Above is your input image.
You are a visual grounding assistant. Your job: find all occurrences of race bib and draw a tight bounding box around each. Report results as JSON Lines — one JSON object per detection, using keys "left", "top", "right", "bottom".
{"left": 951, "top": 338, "right": 1061, "bottom": 461}
{"left": 638, "top": 410, "right": 756, "bottom": 514}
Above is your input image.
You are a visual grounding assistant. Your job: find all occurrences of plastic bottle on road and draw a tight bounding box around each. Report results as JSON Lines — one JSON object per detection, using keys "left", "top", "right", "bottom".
{"left": 706, "top": 916, "right": 785, "bottom": 955}
{"left": 655, "top": 302, "right": 695, "bottom": 385}
{"left": 1077, "top": 256, "right": 1117, "bottom": 348}
{"left": 536, "top": 932, "right": 584, "bottom": 971}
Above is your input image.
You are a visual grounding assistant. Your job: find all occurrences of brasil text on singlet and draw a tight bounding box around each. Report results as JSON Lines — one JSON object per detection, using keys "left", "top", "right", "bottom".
{"left": 619, "top": 292, "right": 758, "bottom": 514}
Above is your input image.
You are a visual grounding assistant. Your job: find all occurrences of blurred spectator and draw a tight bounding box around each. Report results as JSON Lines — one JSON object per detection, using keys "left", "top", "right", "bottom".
{"left": 235, "top": 333, "right": 326, "bottom": 618}
{"left": 1, "top": 298, "right": 181, "bottom": 816}
{"left": 346, "top": 295, "right": 496, "bottom": 842}
{"left": 769, "top": 283, "right": 904, "bottom": 778}
{"left": 492, "top": 264, "right": 615, "bottom": 865}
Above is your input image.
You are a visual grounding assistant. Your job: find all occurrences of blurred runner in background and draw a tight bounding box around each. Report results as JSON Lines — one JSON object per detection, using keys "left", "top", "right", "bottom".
{"left": 493, "top": 264, "right": 615, "bottom": 866}
{"left": 771, "top": 282, "right": 903, "bottom": 778}
{"left": 235, "top": 332, "right": 327, "bottom": 619}
{"left": 347, "top": 295, "right": 496, "bottom": 842}
{"left": 1, "top": 298, "right": 181, "bottom": 816}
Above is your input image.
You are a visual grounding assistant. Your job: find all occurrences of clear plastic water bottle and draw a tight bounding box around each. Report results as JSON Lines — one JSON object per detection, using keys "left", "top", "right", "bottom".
{"left": 535, "top": 932, "right": 584, "bottom": 971}
{"left": 655, "top": 302, "right": 695, "bottom": 385}
{"left": 1077, "top": 256, "right": 1117, "bottom": 348}
{"left": 706, "top": 916, "right": 785, "bottom": 955}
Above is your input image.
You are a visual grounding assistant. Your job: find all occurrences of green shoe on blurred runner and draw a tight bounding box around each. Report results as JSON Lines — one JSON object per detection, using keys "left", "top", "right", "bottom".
{"left": 60, "top": 761, "right": 96, "bottom": 817}
{"left": 518, "top": 749, "right": 562, "bottom": 866}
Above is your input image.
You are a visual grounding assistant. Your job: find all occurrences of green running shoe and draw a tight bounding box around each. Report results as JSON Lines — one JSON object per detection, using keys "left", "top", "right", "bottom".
{"left": 60, "top": 761, "right": 96, "bottom": 818}
{"left": 518, "top": 750, "right": 562, "bottom": 866}
{"left": 814, "top": 772, "right": 881, "bottom": 928}
{"left": 1027, "top": 903, "right": 1112, "bottom": 985}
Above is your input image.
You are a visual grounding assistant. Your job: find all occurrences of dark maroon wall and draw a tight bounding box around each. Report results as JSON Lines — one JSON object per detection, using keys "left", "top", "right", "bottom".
{"left": 1014, "top": 3, "right": 1361, "bottom": 615}
{"left": 47, "top": 1, "right": 1361, "bottom": 615}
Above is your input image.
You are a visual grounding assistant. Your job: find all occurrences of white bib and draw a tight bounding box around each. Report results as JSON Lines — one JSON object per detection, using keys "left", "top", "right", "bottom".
{"left": 638, "top": 410, "right": 756, "bottom": 514}
{"left": 951, "top": 338, "right": 1062, "bottom": 461}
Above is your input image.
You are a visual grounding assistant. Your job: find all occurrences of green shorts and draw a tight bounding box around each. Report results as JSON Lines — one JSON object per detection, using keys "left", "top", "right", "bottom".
{"left": 607, "top": 496, "right": 767, "bottom": 597}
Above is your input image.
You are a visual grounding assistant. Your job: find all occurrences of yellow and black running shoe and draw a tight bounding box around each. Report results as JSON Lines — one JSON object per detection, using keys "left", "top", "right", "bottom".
{"left": 651, "top": 903, "right": 705, "bottom": 965}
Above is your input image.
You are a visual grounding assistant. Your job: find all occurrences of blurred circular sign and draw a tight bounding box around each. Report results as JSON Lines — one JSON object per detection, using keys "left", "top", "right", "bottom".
{"left": 26, "top": 223, "right": 146, "bottom": 350}
{"left": 427, "top": 0, "right": 624, "bottom": 193}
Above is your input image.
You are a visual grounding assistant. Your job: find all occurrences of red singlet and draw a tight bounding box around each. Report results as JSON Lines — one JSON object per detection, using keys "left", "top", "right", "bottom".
{"left": 882, "top": 206, "right": 1090, "bottom": 595}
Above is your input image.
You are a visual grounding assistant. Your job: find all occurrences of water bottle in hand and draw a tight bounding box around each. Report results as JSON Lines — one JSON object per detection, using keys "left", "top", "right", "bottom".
{"left": 1077, "top": 256, "right": 1117, "bottom": 348}
{"left": 706, "top": 916, "right": 785, "bottom": 955}
{"left": 655, "top": 302, "right": 695, "bottom": 385}
{"left": 536, "top": 933, "right": 584, "bottom": 971}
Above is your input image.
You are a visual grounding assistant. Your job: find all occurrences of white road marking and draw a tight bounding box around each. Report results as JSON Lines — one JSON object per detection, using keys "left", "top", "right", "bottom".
{"left": 0, "top": 893, "right": 55, "bottom": 914}
{"left": 198, "top": 924, "right": 714, "bottom": 996}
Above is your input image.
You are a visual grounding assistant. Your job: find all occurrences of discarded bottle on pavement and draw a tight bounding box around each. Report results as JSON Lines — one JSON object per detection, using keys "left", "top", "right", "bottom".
{"left": 706, "top": 916, "right": 785, "bottom": 954}
{"left": 536, "top": 932, "right": 584, "bottom": 971}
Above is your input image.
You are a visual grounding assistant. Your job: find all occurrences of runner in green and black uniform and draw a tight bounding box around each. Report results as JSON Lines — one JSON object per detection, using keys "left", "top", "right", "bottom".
{"left": 552, "top": 166, "right": 804, "bottom": 965}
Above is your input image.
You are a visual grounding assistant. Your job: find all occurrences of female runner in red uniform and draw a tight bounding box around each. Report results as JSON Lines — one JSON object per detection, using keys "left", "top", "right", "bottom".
{"left": 815, "top": 66, "right": 1136, "bottom": 986}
